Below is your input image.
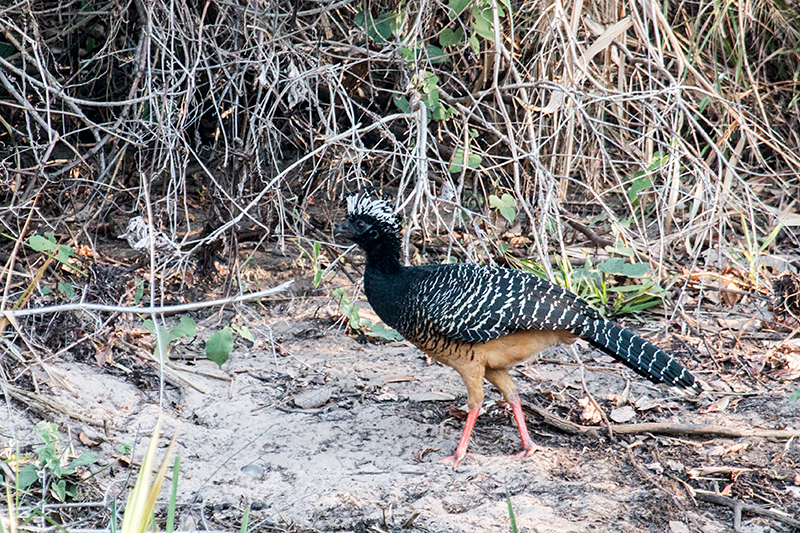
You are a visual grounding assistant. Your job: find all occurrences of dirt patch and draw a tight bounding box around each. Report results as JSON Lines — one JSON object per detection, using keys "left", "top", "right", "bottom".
{"left": 5, "top": 259, "right": 800, "bottom": 532}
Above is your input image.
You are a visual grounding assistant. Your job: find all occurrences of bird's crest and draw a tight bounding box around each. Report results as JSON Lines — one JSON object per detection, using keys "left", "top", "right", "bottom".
{"left": 345, "top": 191, "right": 401, "bottom": 235}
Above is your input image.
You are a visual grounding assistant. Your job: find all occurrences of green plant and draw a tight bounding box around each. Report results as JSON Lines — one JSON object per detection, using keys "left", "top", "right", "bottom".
{"left": 393, "top": 70, "right": 457, "bottom": 122}
{"left": 503, "top": 248, "right": 663, "bottom": 318}
{"left": 489, "top": 193, "right": 516, "bottom": 225}
{"left": 333, "top": 287, "right": 403, "bottom": 342}
{"left": 446, "top": 0, "right": 508, "bottom": 47}
{"left": 505, "top": 489, "right": 518, "bottom": 533}
{"left": 297, "top": 240, "right": 324, "bottom": 288}
{"left": 626, "top": 152, "right": 669, "bottom": 209}
{"left": 119, "top": 418, "right": 178, "bottom": 533}
{"left": 734, "top": 214, "right": 784, "bottom": 285}
{"left": 143, "top": 316, "right": 197, "bottom": 359}
{"left": 142, "top": 315, "right": 247, "bottom": 368}
{"left": 17, "top": 421, "right": 98, "bottom": 502}
{"left": 24, "top": 232, "right": 86, "bottom": 298}
{"left": 133, "top": 277, "right": 145, "bottom": 305}
{"left": 27, "top": 232, "right": 83, "bottom": 275}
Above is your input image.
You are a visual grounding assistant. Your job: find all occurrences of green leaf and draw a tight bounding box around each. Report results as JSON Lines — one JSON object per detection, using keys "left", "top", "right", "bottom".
{"left": 468, "top": 32, "right": 480, "bottom": 53}
{"left": 627, "top": 171, "right": 654, "bottom": 204}
{"left": 489, "top": 193, "right": 516, "bottom": 224}
{"left": 142, "top": 319, "right": 155, "bottom": 334}
{"left": 423, "top": 87, "right": 439, "bottom": 107}
{"left": 607, "top": 281, "right": 655, "bottom": 293}
{"left": 598, "top": 258, "right": 651, "bottom": 278}
{"left": 373, "top": 15, "right": 394, "bottom": 43}
{"left": 472, "top": 3, "right": 495, "bottom": 41}
{"left": 439, "top": 27, "right": 464, "bottom": 47}
{"left": 29, "top": 234, "right": 56, "bottom": 253}
{"left": 616, "top": 298, "right": 663, "bottom": 314}
{"left": 393, "top": 95, "right": 410, "bottom": 113}
{"left": 18, "top": 464, "right": 40, "bottom": 489}
{"left": 56, "top": 244, "right": 74, "bottom": 264}
{"left": 448, "top": 0, "right": 471, "bottom": 17}
{"left": 134, "top": 277, "right": 144, "bottom": 305}
{"left": 597, "top": 258, "right": 626, "bottom": 275}
{"left": 365, "top": 323, "right": 404, "bottom": 342}
{"left": 66, "top": 452, "right": 98, "bottom": 473}
{"left": 448, "top": 146, "right": 483, "bottom": 173}
{"left": 421, "top": 73, "right": 439, "bottom": 93}
{"left": 57, "top": 283, "right": 75, "bottom": 298}
{"left": 169, "top": 316, "right": 197, "bottom": 342}
{"left": 237, "top": 325, "right": 255, "bottom": 342}
{"left": 646, "top": 152, "right": 669, "bottom": 171}
{"left": 790, "top": 388, "right": 800, "bottom": 402}
{"left": 426, "top": 44, "right": 449, "bottom": 64}
{"left": 401, "top": 45, "right": 417, "bottom": 61}
{"left": 603, "top": 244, "right": 635, "bottom": 258}
{"left": 506, "top": 489, "right": 518, "bottom": 533}
{"left": 206, "top": 327, "right": 234, "bottom": 367}
{"left": 52, "top": 479, "right": 67, "bottom": 502}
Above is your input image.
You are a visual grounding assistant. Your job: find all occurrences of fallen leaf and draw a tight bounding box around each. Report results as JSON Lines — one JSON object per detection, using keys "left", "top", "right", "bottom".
{"left": 94, "top": 335, "right": 118, "bottom": 366}
{"left": 578, "top": 397, "right": 602, "bottom": 424}
{"left": 294, "top": 387, "right": 334, "bottom": 409}
{"left": 700, "top": 395, "right": 731, "bottom": 414}
{"left": 412, "top": 446, "right": 439, "bottom": 463}
{"left": 721, "top": 280, "right": 741, "bottom": 306}
{"left": 78, "top": 431, "right": 101, "bottom": 447}
{"left": 445, "top": 405, "right": 468, "bottom": 420}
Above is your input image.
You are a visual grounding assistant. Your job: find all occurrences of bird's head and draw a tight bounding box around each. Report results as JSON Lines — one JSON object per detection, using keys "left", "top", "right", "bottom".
{"left": 334, "top": 191, "right": 401, "bottom": 249}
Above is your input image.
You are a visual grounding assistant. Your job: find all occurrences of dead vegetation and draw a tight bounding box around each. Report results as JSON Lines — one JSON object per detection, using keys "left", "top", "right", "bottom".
{"left": 1, "top": 0, "right": 800, "bottom": 530}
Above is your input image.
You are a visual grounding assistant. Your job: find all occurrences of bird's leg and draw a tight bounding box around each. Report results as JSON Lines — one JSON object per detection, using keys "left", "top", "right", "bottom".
{"left": 507, "top": 390, "right": 541, "bottom": 457}
{"left": 484, "top": 368, "right": 542, "bottom": 458}
{"left": 439, "top": 403, "right": 481, "bottom": 468}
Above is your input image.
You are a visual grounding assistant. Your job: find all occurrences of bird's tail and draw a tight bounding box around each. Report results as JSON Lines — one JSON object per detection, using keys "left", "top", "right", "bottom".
{"left": 576, "top": 318, "right": 702, "bottom": 394}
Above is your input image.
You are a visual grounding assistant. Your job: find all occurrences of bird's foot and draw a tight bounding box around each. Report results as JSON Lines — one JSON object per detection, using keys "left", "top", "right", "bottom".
{"left": 513, "top": 442, "right": 544, "bottom": 458}
{"left": 438, "top": 451, "right": 475, "bottom": 468}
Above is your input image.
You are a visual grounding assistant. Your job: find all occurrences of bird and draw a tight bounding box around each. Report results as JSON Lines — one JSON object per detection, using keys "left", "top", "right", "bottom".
{"left": 334, "top": 191, "right": 702, "bottom": 467}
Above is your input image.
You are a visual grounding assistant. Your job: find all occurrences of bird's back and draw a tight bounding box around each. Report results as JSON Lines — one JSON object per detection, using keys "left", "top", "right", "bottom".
{"left": 365, "top": 262, "right": 699, "bottom": 392}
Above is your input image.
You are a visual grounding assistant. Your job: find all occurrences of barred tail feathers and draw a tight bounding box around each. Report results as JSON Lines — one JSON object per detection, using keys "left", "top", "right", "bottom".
{"left": 577, "top": 318, "right": 701, "bottom": 393}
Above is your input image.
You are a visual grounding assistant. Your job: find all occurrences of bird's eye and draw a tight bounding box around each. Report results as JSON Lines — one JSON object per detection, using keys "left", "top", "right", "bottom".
{"left": 355, "top": 220, "right": 366, "bottom": 230}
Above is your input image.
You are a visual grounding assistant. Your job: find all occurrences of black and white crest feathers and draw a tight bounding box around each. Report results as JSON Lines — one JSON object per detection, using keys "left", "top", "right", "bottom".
{"left": 345, "top": 191, "right": 401, "bottom": 235}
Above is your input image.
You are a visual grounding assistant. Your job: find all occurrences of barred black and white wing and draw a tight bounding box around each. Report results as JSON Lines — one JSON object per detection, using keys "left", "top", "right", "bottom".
{"left": 398, "top": 264, "right": 700, "bottom": 393}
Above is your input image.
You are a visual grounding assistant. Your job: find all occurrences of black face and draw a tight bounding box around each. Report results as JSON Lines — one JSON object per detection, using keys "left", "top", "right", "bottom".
{"left": 335, "top": 215, "right": 374, "bottom": 245}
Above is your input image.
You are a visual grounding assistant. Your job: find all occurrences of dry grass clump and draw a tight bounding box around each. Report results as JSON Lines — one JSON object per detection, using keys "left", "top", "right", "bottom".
{"left": 0, "top": 0, "right": 798, "bottom": 304}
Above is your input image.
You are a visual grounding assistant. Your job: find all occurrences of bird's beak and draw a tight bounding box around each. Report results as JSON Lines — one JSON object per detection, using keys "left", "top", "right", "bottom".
{"left": 334, "top": 221, "right": 353, "bottom": 239}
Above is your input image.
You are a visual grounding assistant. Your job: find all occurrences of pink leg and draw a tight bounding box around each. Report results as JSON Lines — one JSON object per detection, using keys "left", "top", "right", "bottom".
{"left": 440, "top": 403, "right": 481, "bottom": 468}
{"left": 508, "top": 390, "right": 540, "bottom": 457}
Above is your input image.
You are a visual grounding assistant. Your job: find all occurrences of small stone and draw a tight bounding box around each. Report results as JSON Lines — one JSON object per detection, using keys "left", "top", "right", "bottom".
{"left": 240, "top": 464, "right": 264, "bottom": 479}
{"left": 610, "top": 405, "right": 636, "bottom": 423}
{"left": 668, "top": 521, "right": 689, "bottom": 533}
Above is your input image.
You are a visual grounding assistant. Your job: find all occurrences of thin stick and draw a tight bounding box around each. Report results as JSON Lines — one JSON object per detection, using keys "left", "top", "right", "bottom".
{"left": 694, "top": 491, "right": 800, "bottom": 531}
{"left": 526, "top": 403, "right": 800, "bottom": 439}
{"left": 6, "top": 280, "right": 294, "bottom": 318}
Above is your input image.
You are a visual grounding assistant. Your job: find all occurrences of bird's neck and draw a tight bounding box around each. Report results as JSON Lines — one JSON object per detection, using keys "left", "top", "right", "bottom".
{"left": 362, "top": 234, "right": 403, "bottom": 275}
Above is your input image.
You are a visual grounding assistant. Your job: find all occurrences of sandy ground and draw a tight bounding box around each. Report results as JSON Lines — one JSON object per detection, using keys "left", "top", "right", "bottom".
{"left": 5, "top": 268, "right": 800, "bottom": 533}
